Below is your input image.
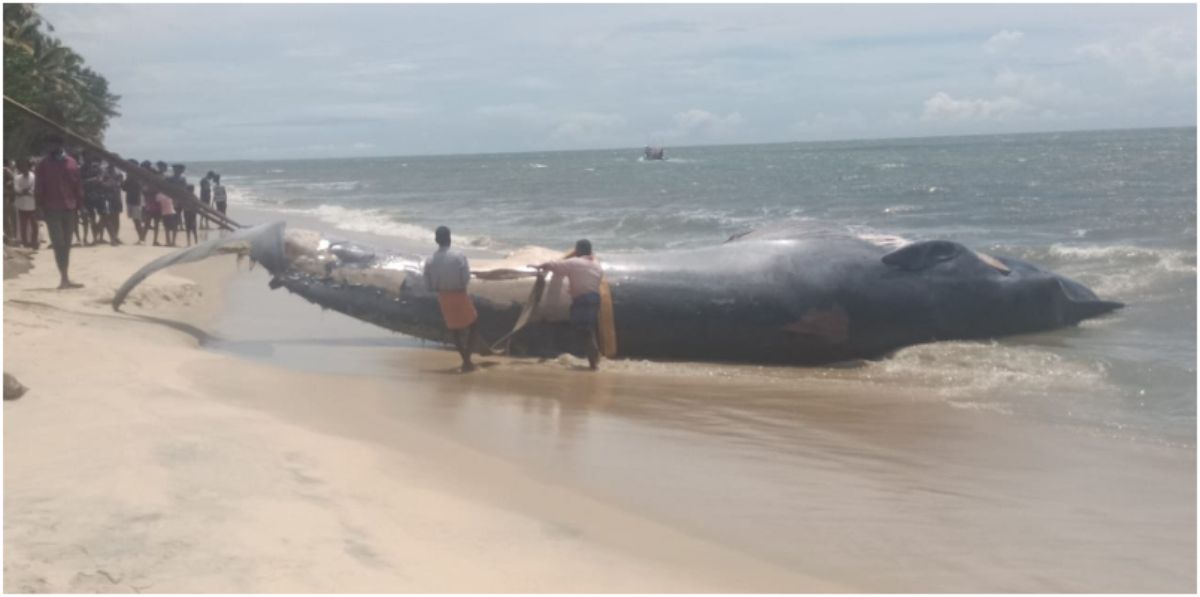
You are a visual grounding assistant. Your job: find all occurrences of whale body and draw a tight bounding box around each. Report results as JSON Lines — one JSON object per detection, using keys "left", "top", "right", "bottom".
{"left": 113, "top": 221, "right": 1123, "bottom": 365}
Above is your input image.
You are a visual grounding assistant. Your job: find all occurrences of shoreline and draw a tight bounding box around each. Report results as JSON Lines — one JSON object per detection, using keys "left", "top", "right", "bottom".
{"left": 3, "top": 237, "right": 842, "bottom": 592}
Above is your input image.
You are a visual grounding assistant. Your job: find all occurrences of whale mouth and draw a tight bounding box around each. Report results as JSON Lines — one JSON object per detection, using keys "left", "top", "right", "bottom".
{"left": 1056, "top": 276, "right": 1124, "bottom": 324}
{"left": 1065, "top": 297, "right": 1125, "bottom": 323}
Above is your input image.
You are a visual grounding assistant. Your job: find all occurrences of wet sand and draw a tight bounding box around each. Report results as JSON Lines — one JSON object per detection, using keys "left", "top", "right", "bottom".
{"left": 5, "top": 219, "right": 1195, "bottom": 592}
{"left": 210, "top": 263, "right": 1196, "bottom": 592}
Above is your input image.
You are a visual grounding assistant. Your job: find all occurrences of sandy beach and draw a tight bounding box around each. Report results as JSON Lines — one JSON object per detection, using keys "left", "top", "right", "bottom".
{"left": 3, "top": 239, "right": 845, "bottom": 593}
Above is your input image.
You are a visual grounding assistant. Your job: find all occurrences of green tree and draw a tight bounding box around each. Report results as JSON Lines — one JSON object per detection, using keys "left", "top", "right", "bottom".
{"left": 4, "top": 3, "right": 120, "bottom": 159}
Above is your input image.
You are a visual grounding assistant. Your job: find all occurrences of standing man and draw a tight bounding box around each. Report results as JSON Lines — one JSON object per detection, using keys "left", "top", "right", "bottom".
{"left": 81, "top": 153, "right": 107, "bottom": 245}
{"left": 212, "top": 173, "right": 228, "bottom": 217}
{"left": 142, "top": 161, "right": 163, "bottom": 245}
{"left": 13, "top": 158, "right": 37, "bottom": 249}
{"left": 167, "top": 163, "right": 188, "bottom": 209}
{"left": 536, "top": 239, "right": 604, "bottom": 370}
{"left": 423, "top": 226, "right": 483, "bottom": 372}
{"left": 33, "top": 135, "right": 84, "bottom": 289}
{"left": 123, "top": 158, "right": 147, "bottom": 244}
{"left": 183, "top": 184, "right": 199, "bottom": 246}
{"left": 199, "top": 172, "right": 213, "bottom": 230}
{"left": 101, "top": 162, "right": 123, "bottom": 245}
{"left": 4, "top": 160, "right": 16, "bottom": 245}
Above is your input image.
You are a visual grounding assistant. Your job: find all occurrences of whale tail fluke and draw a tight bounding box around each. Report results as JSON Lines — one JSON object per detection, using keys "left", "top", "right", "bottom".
{"left": 112, "top": 221, "right": 288, "bottom": 311}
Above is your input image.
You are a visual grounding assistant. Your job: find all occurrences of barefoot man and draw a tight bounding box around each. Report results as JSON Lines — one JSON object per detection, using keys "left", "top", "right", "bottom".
{"left": 424, "top": 226, "right": 483, "bottom": 372}
{"left": 536, "top": 239, "right": 604, "bottom": 370}
{"left": 34, "top": 135, "right": 84, "bottom": 289}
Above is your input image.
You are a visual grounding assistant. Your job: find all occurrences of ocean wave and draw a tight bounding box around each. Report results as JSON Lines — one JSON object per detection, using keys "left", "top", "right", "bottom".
{"left": 1048, "top": 244, "right": 1197, "bottom": 273}
{"left": 218, "top": 186, "right": 492, "bottom": 247}
{"left": 298, "top": 180, "right": 364, "bottom": 192}
{"left": 1046, "top": 243, "right": 1196, "bottom": 297}
{"left": 985, "top": 242, "right": 1195, "bottom": 299}
{"left": 288, "top": 205, "right": 441, "bottom": 244}
{"left": 223, "top": 185, "right": 259, "bottom": 205}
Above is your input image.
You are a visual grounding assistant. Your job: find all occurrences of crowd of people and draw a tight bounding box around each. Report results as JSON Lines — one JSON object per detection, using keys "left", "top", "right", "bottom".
{"left": 2, "top": 135, "right": 231, "bottom": 288}
{"left": 7, "top": 136, "right": 600, "bottom": 371}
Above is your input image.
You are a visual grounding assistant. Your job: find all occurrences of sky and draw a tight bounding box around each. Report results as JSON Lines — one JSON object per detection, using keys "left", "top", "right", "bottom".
{"left": 32, "top": 2, "right": 1199, "bottom": 161}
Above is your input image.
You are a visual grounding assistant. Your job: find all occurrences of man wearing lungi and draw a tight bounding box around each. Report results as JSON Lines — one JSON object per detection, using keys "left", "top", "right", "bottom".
{"left": 424, "top": 226, "right": 483, "bottom": 372}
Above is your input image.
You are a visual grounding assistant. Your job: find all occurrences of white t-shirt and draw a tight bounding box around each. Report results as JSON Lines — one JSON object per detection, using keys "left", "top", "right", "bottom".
{"left": 13, "top": 172, "right": 35, "bottom": 211}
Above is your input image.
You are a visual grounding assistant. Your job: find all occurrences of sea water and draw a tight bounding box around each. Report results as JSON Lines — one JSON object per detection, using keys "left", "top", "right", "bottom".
{"left": 196, "top": 127, "right": 1196, "bottom": 448}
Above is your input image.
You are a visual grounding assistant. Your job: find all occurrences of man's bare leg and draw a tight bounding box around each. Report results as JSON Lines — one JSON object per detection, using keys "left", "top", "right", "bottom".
{"left": 454, "top": 328, "right": 475, "bottom": 372}
{"left": 577, "top": 326, "right": 600, "bottom": 370}
{"left": 468, "top": 324, "right": 493, "bottom": 356}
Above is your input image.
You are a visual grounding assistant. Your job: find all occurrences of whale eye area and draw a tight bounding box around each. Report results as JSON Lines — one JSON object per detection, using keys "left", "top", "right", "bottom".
{"left": 881, "top": 240, "right": 963, "bottom": 271}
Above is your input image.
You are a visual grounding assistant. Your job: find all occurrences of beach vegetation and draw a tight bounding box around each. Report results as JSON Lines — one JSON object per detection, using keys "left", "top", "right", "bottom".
{"left": 3, "top": 3, "right": 120, "bottom": 156}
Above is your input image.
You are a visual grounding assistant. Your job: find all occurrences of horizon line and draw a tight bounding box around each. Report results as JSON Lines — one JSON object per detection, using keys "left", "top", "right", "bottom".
{"left": 161, "top": 123, "right": 1197, "bottom": 165}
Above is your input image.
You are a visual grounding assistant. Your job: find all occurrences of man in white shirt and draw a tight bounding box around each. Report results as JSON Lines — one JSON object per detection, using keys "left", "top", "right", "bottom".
{"left": 537, "top": 239, "right": 604, "bottom": 370}
{"left": 12, "top": 158, "right": 37, "bottom": 249}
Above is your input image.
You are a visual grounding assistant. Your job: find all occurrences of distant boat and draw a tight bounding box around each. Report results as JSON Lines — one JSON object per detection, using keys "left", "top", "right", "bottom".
{"left": 643, "top": 145, "right": 666, "bottom": 161}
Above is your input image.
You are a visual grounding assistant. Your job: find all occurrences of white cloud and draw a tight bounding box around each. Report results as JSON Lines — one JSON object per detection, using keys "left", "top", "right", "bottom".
{"left": 993, "top": 68, "right": 1072, "bottom": 106}
{"left": 792, "top": 110, "right": 867, "bottom": 136}
{"left": 474, "top": 103, "right": 546, "bottom": 125}
{"left": 921, "top": 92, "right": 1026, "bottom": 122}
{"left": 551, "top": 112, "right": 627, "bottom": 140}
{"left": 1075, "top": 26, "right": 1196, "bottom": 83}
{"left": 668, "top": 109, "right": 744, "bottom": 136}
{"left": 34, "top": 3, "right": 1196, "bottom": 159}
{"left": 984, "top": 29, "right": 1024, "bottom": 54}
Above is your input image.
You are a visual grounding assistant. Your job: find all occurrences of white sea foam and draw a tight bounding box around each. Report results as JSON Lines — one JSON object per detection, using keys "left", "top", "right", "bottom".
{"left": 1048, "top": 244, "right": 1197, "bottom": 273}
{"left": 222, "top": 185, "right": 259, "bottom": 206}
{"left": 1047, "top": 243, "right": 1196, "bottom": 296}
{"left": 295, "top": 205, "right": 437, "bottom": 243}
{"left": 298, "top": 180, "right": 363, "bottom": 192}
{"left": 868, "top": 341, "right": 1114, "bottom": 400}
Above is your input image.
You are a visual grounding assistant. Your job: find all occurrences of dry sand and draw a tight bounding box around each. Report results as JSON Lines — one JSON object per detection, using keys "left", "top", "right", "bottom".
{"left": 3, "top": 241, "right": 843, "bottom": 592}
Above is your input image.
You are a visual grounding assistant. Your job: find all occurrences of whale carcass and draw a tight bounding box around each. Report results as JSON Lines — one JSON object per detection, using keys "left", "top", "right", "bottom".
{"left": 112, "top": 221, "right": 1123, "bottom": 365}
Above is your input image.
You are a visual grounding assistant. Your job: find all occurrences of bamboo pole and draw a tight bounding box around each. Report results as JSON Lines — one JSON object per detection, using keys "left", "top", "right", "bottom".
{"left": 4, "top": 95, "right": 241, "bottom": 231}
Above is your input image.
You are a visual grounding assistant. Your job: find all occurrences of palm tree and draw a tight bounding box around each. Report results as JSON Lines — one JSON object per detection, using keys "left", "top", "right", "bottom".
{"left": 4, "top": 3, "right": 120, "bottom": 157}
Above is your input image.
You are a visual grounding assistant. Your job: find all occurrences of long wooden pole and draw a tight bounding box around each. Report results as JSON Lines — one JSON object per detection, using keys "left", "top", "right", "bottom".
{"left": 4, "top": 95, "right": 242, "bottom": 231}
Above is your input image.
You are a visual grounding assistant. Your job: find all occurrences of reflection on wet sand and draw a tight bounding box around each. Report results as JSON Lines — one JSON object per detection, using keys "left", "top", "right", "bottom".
{"left": 208, "top": 266, "right": 1195, "bottom": 592}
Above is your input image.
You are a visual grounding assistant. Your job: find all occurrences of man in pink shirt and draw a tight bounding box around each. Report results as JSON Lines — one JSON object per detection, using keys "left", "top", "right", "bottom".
{"left": 536, "top": 239, "right": 604, "bottom": 370}
{"left": 33, "top": 135, "right": 84, "bottom": 289}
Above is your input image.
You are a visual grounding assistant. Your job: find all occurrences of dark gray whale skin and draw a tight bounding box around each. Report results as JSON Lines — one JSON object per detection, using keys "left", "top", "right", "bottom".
{"left": 594, "top": 234, "right": 1122, "bottom": 364}
{"left": 113, "top": 222, "right": 1123, "bottom": 365}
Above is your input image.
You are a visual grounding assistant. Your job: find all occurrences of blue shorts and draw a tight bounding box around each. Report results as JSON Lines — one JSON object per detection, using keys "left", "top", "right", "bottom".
{"left": 569, "top": 292, "right": 601, "bottom": 328}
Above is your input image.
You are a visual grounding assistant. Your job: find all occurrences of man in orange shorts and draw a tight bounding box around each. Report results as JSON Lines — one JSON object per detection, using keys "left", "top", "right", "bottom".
{"left": 424, "top": 226, "right": 483, "bottom": 372}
